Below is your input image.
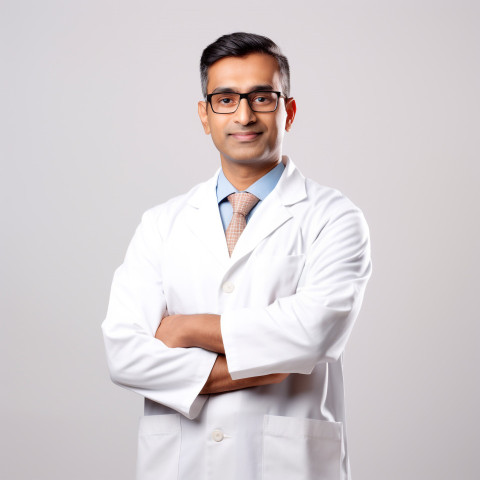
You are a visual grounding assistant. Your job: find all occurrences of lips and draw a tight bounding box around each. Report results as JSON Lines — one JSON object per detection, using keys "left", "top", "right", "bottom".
{"left": 230, "top": 132, "right": 262, "bottom": 141}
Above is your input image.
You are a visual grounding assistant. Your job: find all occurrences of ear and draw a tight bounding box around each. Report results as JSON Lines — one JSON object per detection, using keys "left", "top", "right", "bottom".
{"left": 198, "top": 101, "right": 211, "bottom": 135}
{"left": 284, "top": 98, "right": 296, "bottom": 132}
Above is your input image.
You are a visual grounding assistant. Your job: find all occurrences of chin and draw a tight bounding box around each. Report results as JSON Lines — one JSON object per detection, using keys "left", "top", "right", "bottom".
{"left": 224, "top": 147, "right": 270, "bottom": 163}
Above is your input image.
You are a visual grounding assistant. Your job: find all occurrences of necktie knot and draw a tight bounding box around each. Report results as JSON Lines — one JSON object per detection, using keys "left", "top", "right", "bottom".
{"left": 227, "top": 192, "right": 259, "bottom": 217}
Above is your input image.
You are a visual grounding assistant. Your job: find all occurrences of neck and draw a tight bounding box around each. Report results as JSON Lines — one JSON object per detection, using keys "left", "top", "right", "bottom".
{"left": 220, "top": 157, "right": 282, "bottom": 191}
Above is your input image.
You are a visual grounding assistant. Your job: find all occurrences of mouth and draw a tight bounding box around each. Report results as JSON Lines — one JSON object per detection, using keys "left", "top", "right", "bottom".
{"left": 229, "top": 132, "right": 262, "bottom": 142}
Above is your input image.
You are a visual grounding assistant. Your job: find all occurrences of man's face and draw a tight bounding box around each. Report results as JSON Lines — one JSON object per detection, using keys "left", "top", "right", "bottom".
{"left": 198, "top": 53, "right": 296, "bottom": 169}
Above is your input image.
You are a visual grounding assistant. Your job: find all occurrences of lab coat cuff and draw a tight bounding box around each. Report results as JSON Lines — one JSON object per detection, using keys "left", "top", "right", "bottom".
{"left": 220, "top": 307, "right": 317, "bottom": 379}
{"left": 181, "top": 350, "right": 218, "bottom": 419}
{"left": 221, "top": 311, "right": 255, "bottom": 380}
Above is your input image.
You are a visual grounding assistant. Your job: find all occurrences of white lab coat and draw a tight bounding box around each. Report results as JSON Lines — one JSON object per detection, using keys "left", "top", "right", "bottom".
{"left": 102, "top": 156, "right": 371, "bottom": 480}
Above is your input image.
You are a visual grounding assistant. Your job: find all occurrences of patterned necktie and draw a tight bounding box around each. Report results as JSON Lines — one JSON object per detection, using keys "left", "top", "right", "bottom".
{"left": 225, "top": 192, "right": 259, "bottom": 256}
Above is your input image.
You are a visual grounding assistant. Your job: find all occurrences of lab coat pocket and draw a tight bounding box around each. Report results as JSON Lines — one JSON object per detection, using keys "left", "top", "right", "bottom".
{"left": 250, "top": 254, "right": 306, "bottom": 305}
{"left": 136, "top": 414, "right": 181, "bottom": 480}
{"left": 262, "top": 414, "right": 342, "bottom": 480}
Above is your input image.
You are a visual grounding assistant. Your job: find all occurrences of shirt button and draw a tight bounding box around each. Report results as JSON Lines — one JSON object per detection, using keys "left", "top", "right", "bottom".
{"left": 222, "top": 281, "right": 235, "bottom": 293}
{"left": 212, "top": 429, "right": 224, "bottom": 442}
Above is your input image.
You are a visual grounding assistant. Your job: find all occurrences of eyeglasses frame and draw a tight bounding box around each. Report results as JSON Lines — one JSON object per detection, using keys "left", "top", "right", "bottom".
{"left": 206, "top": 90, "right": 287, "bottom": 114}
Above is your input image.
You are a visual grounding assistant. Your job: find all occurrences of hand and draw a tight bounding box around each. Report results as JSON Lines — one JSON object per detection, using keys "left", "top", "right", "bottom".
{"left": 200, "top": 355, "right": 290, "bottom": 394}
{"left": 155, "top": 313, "right": 224, "bottom": 353}
{"left": 155, "top": 314, "right": 187, "bottom": 348}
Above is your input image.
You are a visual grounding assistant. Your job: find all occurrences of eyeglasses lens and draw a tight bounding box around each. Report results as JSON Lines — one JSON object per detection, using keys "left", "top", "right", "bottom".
{"left": 211, "top": 91, "right": 278, "bottom": 113}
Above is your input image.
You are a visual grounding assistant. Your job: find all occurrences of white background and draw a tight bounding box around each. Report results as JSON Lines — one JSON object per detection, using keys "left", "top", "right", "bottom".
{"left": 1, "top": 1, "right": 479, "bottom": 479}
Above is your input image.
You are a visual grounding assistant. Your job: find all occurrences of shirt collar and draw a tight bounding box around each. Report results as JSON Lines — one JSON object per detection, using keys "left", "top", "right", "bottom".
{"left": 216, "top": 162, "right": 285, "bottom": 204}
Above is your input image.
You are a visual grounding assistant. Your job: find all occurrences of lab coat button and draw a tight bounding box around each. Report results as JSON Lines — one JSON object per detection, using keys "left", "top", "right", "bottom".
{"left": 222, "top": 281, "right": 235, "bottom": 293}
{"left": 212, "top": 429, "right": 224, "bottom": 442}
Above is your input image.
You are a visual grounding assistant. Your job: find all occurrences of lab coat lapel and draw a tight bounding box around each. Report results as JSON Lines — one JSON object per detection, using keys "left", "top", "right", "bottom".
{"left": 185, "top": 172, "right": 231, "bottom": 268}
{"left": 231, "top": 157, "right": 307, "bottom": 262}
{"left": 184, "top": 158, "right": 307, "bottom": 267}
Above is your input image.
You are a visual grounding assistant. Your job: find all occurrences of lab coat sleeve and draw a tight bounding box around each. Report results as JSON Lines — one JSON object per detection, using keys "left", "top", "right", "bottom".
{"left": 221, "top": 203, "right": 372, "bottom": 380}
{"left": 102, "top": 208, "right": 217, "bottom": 419}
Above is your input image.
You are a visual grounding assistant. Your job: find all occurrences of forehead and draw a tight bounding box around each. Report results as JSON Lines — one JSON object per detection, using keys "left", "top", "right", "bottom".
{"left": 206, "top": 53, "right": 282, "bottom": 93}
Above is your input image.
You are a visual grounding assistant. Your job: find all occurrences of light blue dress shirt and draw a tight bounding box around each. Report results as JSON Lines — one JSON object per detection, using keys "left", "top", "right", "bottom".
{"left": 216, "top": 162, "right": 285, "bottom": 231}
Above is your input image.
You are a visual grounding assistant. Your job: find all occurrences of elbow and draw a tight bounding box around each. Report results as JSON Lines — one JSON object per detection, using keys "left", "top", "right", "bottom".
{"left": 101, "top": 323, "right": 137, "bottom": 387}
{"left": 307, "top": 312, "right": 356, "bottom": 367}
{"left": 105, "top": 349, "right": 151, "bottom": 389}
{"left": 314, "top": 349, "right": 342, "bottom": 366}
{"left": 310, "top": 328, "right": 352, "bottom": 366}
{"left": 104, "top": 350, "right": 132, "bottom": 387}
{"left": 295, "top": 348, "right": 340, "bottom": 374}
{"left": 106, "top": 359, "right": 126, "bottom": 386}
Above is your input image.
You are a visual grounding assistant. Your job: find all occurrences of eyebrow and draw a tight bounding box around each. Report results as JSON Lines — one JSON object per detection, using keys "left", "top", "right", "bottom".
{"left": 210, "top": 84, "right": 275, "bottom": 94}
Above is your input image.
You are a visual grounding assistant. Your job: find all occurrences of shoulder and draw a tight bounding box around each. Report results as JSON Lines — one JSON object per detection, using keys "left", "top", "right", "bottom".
{"left": 304, "top": 178, "right": 363, "bottom": 218}
{"left": 282, "top": 157, "right": 365, "bottom": 221}
{"left": 285, "top": 174, "right": 371, "bottom": 269}
{"left": 139, "top": 175, "right": 215, "bottom": 237}
{"left": 288, "top": 169, "right": 369, "bottom": 246}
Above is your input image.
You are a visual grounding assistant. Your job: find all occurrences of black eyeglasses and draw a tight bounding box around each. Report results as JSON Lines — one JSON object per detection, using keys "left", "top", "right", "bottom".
{"left": 206, "top": 90, "right": 286, "bottom": 114}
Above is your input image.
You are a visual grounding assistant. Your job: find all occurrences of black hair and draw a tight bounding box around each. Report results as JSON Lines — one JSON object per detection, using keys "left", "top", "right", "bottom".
{"left": 200, "top": 32, "right": 290, "bottom": 99}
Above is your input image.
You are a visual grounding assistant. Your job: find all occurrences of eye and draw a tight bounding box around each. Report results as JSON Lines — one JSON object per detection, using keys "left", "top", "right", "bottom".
{"left": 251, "top": 92, "right": 275, "bottom": 105}
{"left": 214, "top": 94, "right": 238, "bottom": 105}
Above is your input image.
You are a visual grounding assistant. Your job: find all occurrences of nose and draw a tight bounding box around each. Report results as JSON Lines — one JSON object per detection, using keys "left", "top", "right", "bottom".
{"left": 234, "top": 97, "right": 257, "bottom": 125}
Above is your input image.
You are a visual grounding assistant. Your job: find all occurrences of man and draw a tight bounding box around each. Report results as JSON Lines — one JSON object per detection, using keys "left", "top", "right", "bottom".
{"left": 102, "top": 32, "right": 371, "bottom": 480}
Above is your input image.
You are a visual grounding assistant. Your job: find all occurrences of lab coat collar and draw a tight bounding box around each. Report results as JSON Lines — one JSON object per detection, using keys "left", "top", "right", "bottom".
{"left": 274, "top": 155, "right": 307, "bottom": 206}
{"left": 186, "top": 156, "right": 307, "bottom": 267}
